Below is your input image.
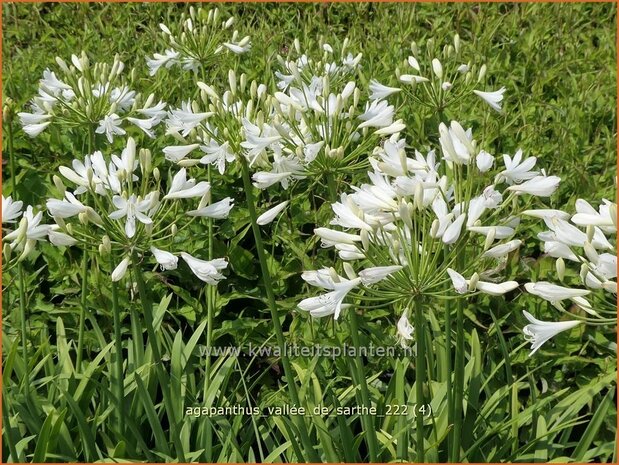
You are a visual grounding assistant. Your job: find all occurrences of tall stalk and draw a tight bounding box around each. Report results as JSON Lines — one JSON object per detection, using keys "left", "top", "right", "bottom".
{"left": 110, "top": 258, "right": 125, "bottom": 434}
{"left": 6, "top": 115, "right": 30, "bottom": 397}
{"left": 132, "top": 254, "right": 187, "bottom": 461}
{"left": 395, "top": 356, "right": 408, "bottom": 461}
{"left": 451, "top": 281, "right": 465, "bottom": 461}
{"left": 76, "top": 125, "right": 95, "bottom": 371}
{"left": 239, "top": 157, "right": 319, "bottom": 462}
{"left": 348, "top": 307, "right": 379, "bottom": 462}
{"left": 415, "top": 300, "right": 426, "bottom": 463}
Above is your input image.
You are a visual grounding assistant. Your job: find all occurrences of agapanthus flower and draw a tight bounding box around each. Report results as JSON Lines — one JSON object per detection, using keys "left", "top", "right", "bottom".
{"left": 522, "top": 311, "right": 582, "bottom": 355}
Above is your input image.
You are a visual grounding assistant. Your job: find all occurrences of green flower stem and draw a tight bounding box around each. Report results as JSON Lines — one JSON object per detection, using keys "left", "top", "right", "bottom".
{"left": 76, "top": 125, "right": 95, "bottom": 372}
{"left": 451, "top": 289, "right": 465, "bottom": 462}
{"left": 348, "top": 307, "right": 379, "bottom": 462}
{"left": 239, "top": 157, "right": 319, "bottom": 463}
{"left": 396, "top": 356, "right": 409, "bottom": 461}
{"left": 415, "top": 300, "right": 426, "bottom": 463}
{"left": 204, "top": 164, "right": 215, "bottom": 462}
{"left": 110, "top": 259, "right": 125, "bottom": 435}
{"left": 132, "top": 255, "right": 187, "bottom": 462}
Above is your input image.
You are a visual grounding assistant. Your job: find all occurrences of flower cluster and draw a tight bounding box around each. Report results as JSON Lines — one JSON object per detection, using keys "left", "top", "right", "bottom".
{"left": 18, "top": 52, "right": 167, "bottom": 142}
{"left": 299, "top": 111, "right": 567, "bottom": 352}
{"left": 518, "top": 198, "right": 617, "bottom": 354}
{"left": 44, "top": 137, "right": 231, "bottom": 283}
{"left": 147, "top": 6, "right": 250, "bottom": 76}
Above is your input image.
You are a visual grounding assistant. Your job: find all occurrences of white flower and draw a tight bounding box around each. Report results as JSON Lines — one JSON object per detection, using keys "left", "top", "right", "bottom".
{"left": 431, "top": 58, "right": 443, "bottom": 79}
{"left": 358, "top": 265, "right": 402, "bottom": 285}
{"left": 369, "top": 80, "right": 401, "bottom": 101}
{"left": 241, "top": 118, "right": 281, "bottom": 165}
{"left": 256, "top": 201, "right": 289, "bottom": 225}
{"left": 150, "top": 246, "right": 178, "bottom": 270}
{"left": 408, "top": 56, "right": 420, "bottom": 71}
{"left": 200, "top": 140, "right": 236, "bottom": 175}
{"left": 187, "top": 197, "right": 234, "bottom": 219}
{"left": 522, "top": 310, "right": 582, "bottom": 355}
{"left": 396, "top": 313, "right": 414, "bottom": 347}
{"left": 439, "top": 121, "right": 474, "bottom": 165}
{"left": 442, "top": 212, "right": 466, "bottom": 244}
{"left": 483, "top": 239, "right": 522, "bottom": 258}
{"left": 507, "top": 175, "right": 560, "bottom": 197}
{"left": 571, "top": 199, "right": 615, "bottom": 229}
{"left": 468, "top": 225, "right": 515, "bottom": 239}
{"left": 4, "top": 206, "right": 50, "bottom": 245}
{"left": 399, "top": 74, "right": 429, "bottom": 84}
{"left": 2, "top": 196, "right": 23, "bottom": 223}
{"left": 46, "top": 191, "right": 88, "bottom": 218}
{"left": 111, "top": 257, "right": 131, "bottom": 282}
{"left": 18, "top": 112, "right": 52, "bottom": 137}
{"left": 476, "top": 150, "right": 494, "bottom": 172}
{"left": 524, "top": 282, "right": 590, "bottom": 303}
{"left": 314, "top": 227, "right": 361, "bottom": 248}
{"left": 473, "top": 87, "right": 506, "bottom": 112}
{"left": 95, "top": 113, "right": 126, "bottom": 143}
{"left": 497, "top": 149, "right": 538, "bottom": 185}
{"left": 223, "top": 38, "right": 251, "bottom": 54}
{"left": 146, "top": 49, "right": 180, "bottom": 76}
{"left": 252, "top": 171, "right": 292, "bottom": 189}
{"left": 109, "top": 194, "right": 153, "bottom": 238}
{"left": 48, "top": 226, "right": 78, "bottom": 246}
{"left": 472, "top": 280, "right": 519, "bottom": 296}
{"left": 163, "top": 168, "right": 210, "bottom": 200}
{"left": 166, "top": 101, "right": 212, "bottom": 137}
{"left": 181, "top": 252, "right": 228, "bottom": 285}
{"left": 298, "top": 280, "right": 360, "bottom": 319}
{"left": 163, "top": 144, "right": 200, "bottom": 163}
{"left": 358, "top": 100, "right": 394, "bottom": 129}
{"left": 447, "top": 268, "right": 467, "bottom": 294}
{"left": 521, "top": 209, "right": 570, "bottom": 221}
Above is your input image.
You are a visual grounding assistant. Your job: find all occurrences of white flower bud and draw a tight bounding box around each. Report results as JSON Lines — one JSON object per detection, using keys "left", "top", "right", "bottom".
{"left": 556, "top": 258, "right": 565, "bottom": 281}
{"left": 468, "top": 272, "right": 480, "bottom": 292}
{"left": 432, "top": 59, "right": 443, "bottom": 79}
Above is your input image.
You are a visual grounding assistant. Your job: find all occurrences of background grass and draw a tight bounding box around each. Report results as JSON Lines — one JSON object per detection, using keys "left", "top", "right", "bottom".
{"left": 2, "top": 2, "right": 617, "bottom": 463}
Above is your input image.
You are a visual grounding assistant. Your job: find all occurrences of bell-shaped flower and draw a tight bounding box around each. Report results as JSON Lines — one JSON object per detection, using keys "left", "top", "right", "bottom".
{"left": 471, "top": 279, "right": 519, "bottom": 296}
{"left": 47, "top": 191, "right": 89, "bottom": 218}
{"left": 396, "top": 313, "right": 414, "bottom": 347}
{"left": 48, "top": 226, "right": 78, "bottom": 247}
{"left": 188, "top": 197, "right": 234, "bottom": 219}
{"left": 163, "top": 144, "right": 200, "bottom": 163}
{"left": 298, "top": 279, "right": 360, "bottom": 319}
{"left": 200, "top": 140, "right": 236, "bottom": 175}
{"left": 181, "top": 252, "right": 228, "bottom": 285}
{"left": 476, "top": 150, "right": 494, "bottom": 172}
{"left": 497, "top": 149, "right": 538, "bottom": 185}
{"left": 522, "top": 310, "right": 582, "bottom": 355}
{"left": 2, "top": 196, "right": 23, "bottom": 223}
{"left": 358, "top": 100, "right": 394, "bottom": 129}
{"left": 151, "top": 246, "right": 178, "bottom": 270}
{"left": 442, "top": 212, "right": 466, "bottom": 244}
{"left": 571, "top": 199, "right": 615, "bottom": 229}
{"left": 483, "top": 239, "right": 522, "bottom": 258}
{"left": 314, "top": 227, "right": 361, "bottom": 248}
{"left": 447, "top": 268, "right": 467, "bottom": 294}
{"left": 369, "top": 80, "right": 401, "bottom": 101}
{"left": 358, "top": 265, "right": 402, "bottom": 285}
{"left": 524, "top": 281, "right": 590, "bottom": 303}
{"left": 111, "top": 257, "right": 131, "bottom": 282}
{"left": 507, "top": 175, "right": 560, "bottom": 197}
{"left": 95, "top": 113, "right": 126, "bottom": 143}
{"left": 256, "top": 201, "right": 289, "bottom": 225}
{"left": 473, "top": 87, "right": 506, "bottom": 112}
{"left": 163, "top": 168, "right": 210, "bottom": 200}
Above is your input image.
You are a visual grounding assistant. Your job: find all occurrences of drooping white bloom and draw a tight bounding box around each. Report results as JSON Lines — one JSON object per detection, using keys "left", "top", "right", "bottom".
{"left": 483, "top": 239, "right": 522, "bottom": 258}
{"left": 48, "top": 226, "right": 78, "bottom": 247}
{"left": 252, "top": 171, "right": 292, "bottom": 189}
{"left": 497, "top": 149, "right": 538, "bottom": 185}
{"left": 181, "top": 252, "right": 228, "bottom": 285}
{"left": 256, "top": 201, "right": 289, "bottom": 225}
{"left": 473, "top": 87, "right": 506, "bottom": 112}
{"left": 439, "top": 121, "right": 475, "bottom": 165}
{"left": 111, "top": 257, "right": 131, "bottom": 282}
{"left": 109, "top": 194, "right": 153, "bottom": 238}
{"left": 163, "top": 144, "right": 200, "bottom": 163}
{"left": 369, "top": 80, "right": 401, "bottom": 101}
{"left": 524, "top": 282, "right": 590, "bottom": 302}
{"left": 447, "top": 268, "right": 467, "bottom": 294}
{"left": 146, "top": 49, "right": 180, "bottom": 76}
{"left": 298, "top": 279, "right": 360, "bottom": 319}
{"left": 396, "top": 313, "right": 414, "bottom": 347}
{"left": 358, "top": 100, "right": 394, "bottom": 129}
{"left": 507, "top": 175, "right": 560, "bottom": 197}
{"left": 571, "top": 199, "right": 615, "bottom": 229}
{"left": 2, "top": 196, "right": 23, "bottom": 223}
{"left": 95, "top": 113, "right": 126, "bottom": 143}
{"left": 399, "top": 74, "right": 429, "bottom": 84}
{"left": 150, "top": 246, "right": 178, "bottom": 270}
{"left": 472, "top": 280, "right": 519, "bottom": 296}
{"left": 18, "top": 112, "right": 52, "bottom": 137}
{"left": 358, "top": 265, "right": 402, "bottom": 285}
{"left": 522, "top": 310, "right": 582, "bottom": 355}
{"left": 241, "top": 118, "right": 281, "bottom": 165}
{"left": 4, "top": 206, "right": 50, "bottom": 245}
{"left": 187, "top": 197, "right": 234, "bottom": 219}
{"left": 314, "top": 227, "right": 361, "bottom": 248}
{"left": 163, "top": 168, "right": 210, "bottom": 200}
{"left": 467, "top": 225, "right": 515, "bottom": 239}
{"left": 46, "top": 191, "right": 89, "bottom": 218}
{"left": 521, "top": 209, "right": 570, "bottom": 221}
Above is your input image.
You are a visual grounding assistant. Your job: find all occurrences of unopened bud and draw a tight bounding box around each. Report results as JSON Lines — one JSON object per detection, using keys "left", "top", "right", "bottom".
{"left": 579, "top": 263, "right": 589, "bottom": 284}
{"left": 556, "top": 257, "right": 565, "bottom": 281}
{"left": 454, "top": 34, "right": 461, "bottom": 54}
{"left": 484, "top": 227, "right": 496, "bottom": 250}
{"left": 343, "top": 262, "right": 357, "bottom": 280}
{"left": 477, "top": 64, "right": 487, "bottom": 83}
{"left": 53, "top": 175, "right": 66, "bottom": 195}
{"left": 153, "top": 167, "right": 160, "bottom": 182}
{"left": 430, "top": 219, "right": 440, "bottom": 237}
{"left": 171, "top": 224, "right": 178, "bottom": 236}
{"left": 228, "top": 69, "right": 237, "bottom": 95}
{"left": 468, "top": 272, "right": 479, "bottom": 292}
{"left": 360, "top": 229, "right": 370, "bottom": 251}
{"left": 139, "top": 148, "right": 152, "bottom": 174}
